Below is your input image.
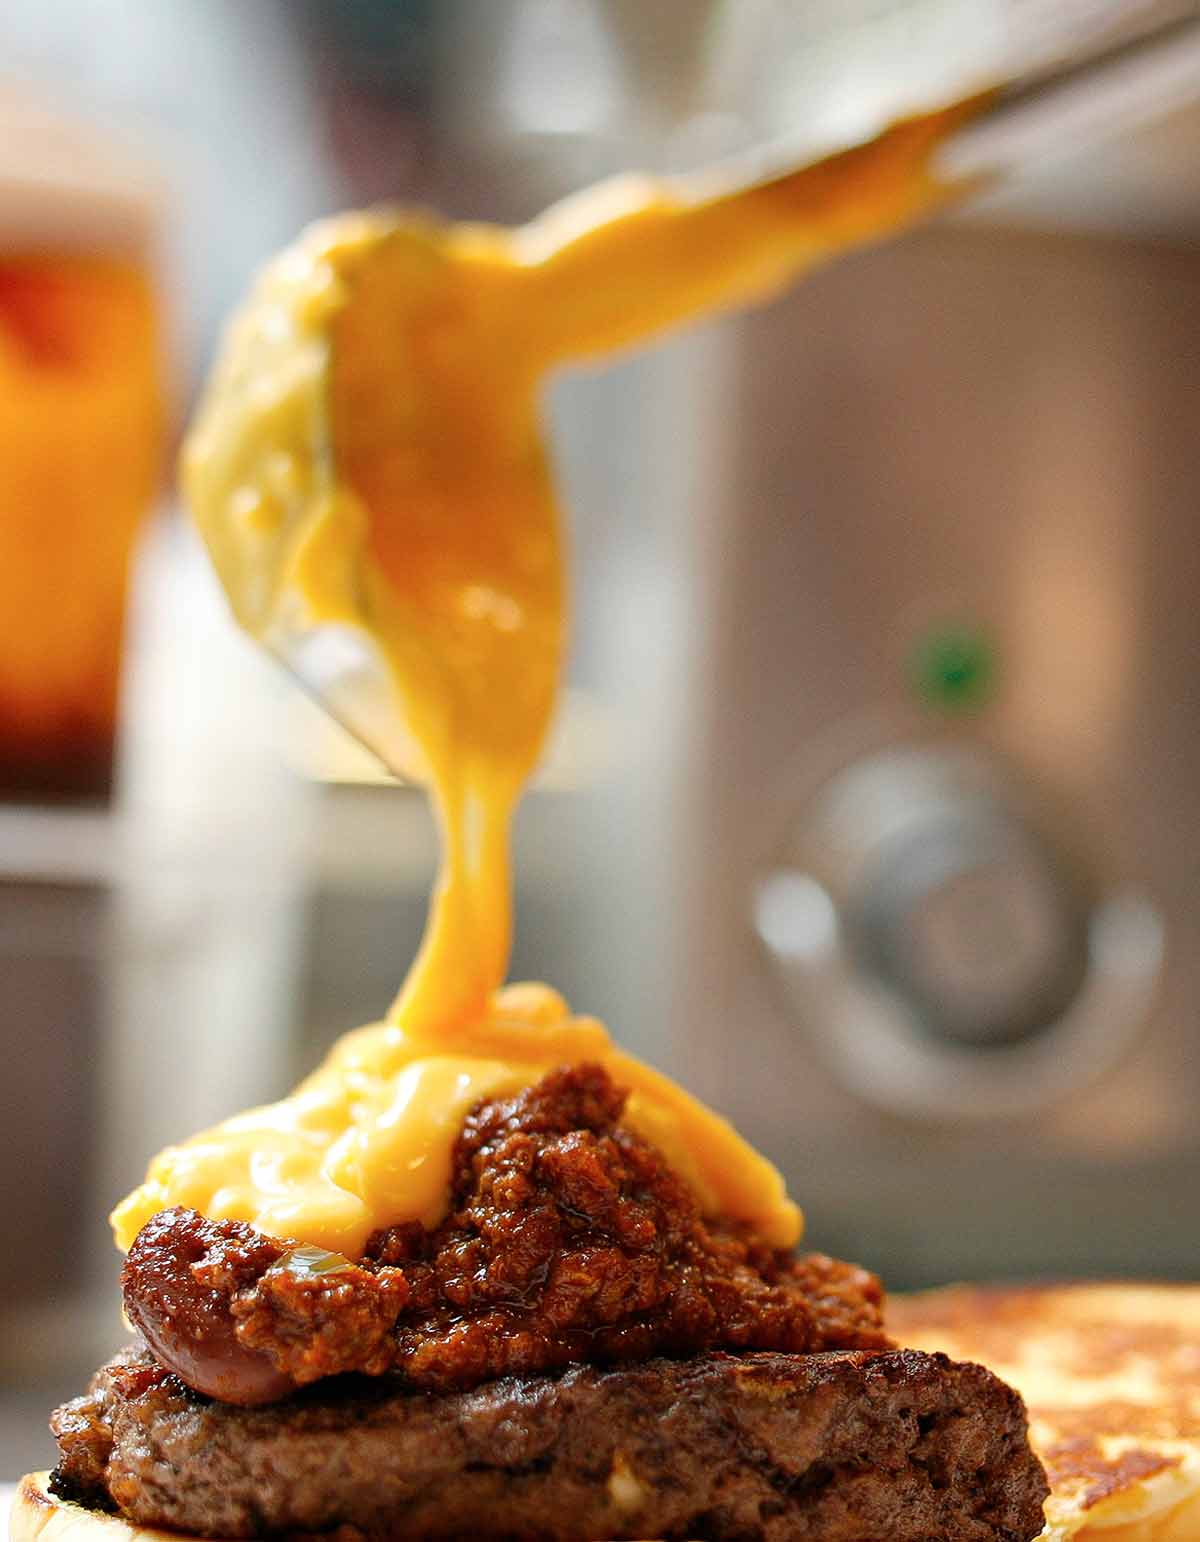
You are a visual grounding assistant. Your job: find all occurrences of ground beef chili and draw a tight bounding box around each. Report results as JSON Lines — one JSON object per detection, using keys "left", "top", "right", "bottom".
{"left": 122, "top": 1063, "right": 889, "bottom": 1405}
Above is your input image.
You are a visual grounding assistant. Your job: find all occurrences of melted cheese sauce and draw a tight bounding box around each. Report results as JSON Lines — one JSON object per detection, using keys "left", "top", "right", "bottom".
{"left": 113, "top": 100, "right": 981, "bottom": 1260}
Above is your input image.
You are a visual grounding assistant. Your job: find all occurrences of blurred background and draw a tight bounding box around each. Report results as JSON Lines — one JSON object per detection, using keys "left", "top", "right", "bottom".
{"left": 3, "top": 0, "right": 1200, "bottom": 1475}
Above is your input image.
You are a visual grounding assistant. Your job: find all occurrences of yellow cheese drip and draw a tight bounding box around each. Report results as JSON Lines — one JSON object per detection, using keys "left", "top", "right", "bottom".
{"left": 114, "top": 99, "right": 981, "bottom": 1260}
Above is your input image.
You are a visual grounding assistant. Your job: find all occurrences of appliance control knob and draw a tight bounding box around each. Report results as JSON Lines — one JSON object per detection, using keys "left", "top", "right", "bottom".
{"left": 754, "top": 744, "right": 1164, "bottom": 1118}
{"left": 850, "top": 811, "right": 1088, "bottom": 1046}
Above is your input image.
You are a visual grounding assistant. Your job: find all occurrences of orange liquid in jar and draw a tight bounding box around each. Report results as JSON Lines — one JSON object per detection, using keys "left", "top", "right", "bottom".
{"left": 0, "top": 254, "right": 163, "bottom": 800}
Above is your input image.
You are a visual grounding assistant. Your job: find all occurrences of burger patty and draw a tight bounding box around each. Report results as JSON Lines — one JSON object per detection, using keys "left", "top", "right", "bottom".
{"left": 121, "top": 1065, "right": 889, "bottom": 1405}
{"left": 51, "top": 1342, "right": 1049, "bottom": 1541}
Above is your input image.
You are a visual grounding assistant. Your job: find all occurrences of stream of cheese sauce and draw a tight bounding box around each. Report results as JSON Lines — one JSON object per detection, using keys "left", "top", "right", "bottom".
{"left": 112, "top": 100, "right": 982, "bottom": 1261}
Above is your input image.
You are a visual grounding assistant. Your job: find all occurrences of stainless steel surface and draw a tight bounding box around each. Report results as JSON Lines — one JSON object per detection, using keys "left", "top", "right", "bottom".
{"left": 663, "top": 222, "right": 1200, "bottom": 1281}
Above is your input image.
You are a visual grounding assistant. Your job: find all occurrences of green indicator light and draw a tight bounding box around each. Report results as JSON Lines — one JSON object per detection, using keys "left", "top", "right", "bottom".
{"left": 911, "top": 625, "right": 997, "bottom": 714}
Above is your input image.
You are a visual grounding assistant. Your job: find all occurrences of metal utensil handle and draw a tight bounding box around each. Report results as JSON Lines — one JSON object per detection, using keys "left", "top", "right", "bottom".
{"left": 680, "top": 9, "right": 1200, "bottom": 205}
{"left": 936, "top": 11, "right": 1200, "bottom": 182}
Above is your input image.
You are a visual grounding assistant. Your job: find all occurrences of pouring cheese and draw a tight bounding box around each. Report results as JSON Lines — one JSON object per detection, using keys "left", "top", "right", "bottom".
{"left": 112, "top": 100, "right": 980, "bottom": 1261}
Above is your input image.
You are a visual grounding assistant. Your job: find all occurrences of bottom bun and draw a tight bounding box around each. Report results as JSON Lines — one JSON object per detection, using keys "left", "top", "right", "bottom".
{"left": 10, "top": 1474, "right": 661, "bottom": 1542}
{"left": 10, "top": 1475, "right": 211, "bottom": 1542}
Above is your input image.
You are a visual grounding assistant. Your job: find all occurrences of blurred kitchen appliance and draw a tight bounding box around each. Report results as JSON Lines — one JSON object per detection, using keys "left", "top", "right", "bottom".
{"left": 670, "top": 220, "right": 1200, "bottom": 1285}
{"left": 433, "top": 0, "right": 1200, "bottom": 1284}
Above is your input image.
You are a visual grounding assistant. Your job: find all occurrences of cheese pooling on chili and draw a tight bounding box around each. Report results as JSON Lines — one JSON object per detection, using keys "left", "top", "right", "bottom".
{"left": 113, "top": 101, "right": 980, "bottom": 1261}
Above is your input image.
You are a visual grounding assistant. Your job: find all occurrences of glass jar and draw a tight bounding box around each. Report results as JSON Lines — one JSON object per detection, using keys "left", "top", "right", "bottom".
{"left": 0, "top": 97, "right": 164, "bottom": 801}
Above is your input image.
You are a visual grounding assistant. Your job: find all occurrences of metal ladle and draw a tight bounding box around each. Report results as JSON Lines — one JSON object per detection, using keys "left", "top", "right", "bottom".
{"left": 272, "top": 12, "right": 1200, "bottom": 780}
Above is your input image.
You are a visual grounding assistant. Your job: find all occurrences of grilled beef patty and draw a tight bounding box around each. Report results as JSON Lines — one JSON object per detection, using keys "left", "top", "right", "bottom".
{"left": 51, "top": 1342, "right": 1048, "bottom": 1541}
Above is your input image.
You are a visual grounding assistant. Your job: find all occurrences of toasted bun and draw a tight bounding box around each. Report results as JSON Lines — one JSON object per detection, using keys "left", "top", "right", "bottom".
{"left": 9, "top": 1474, "right": 653, "bottom": 1542}
{"left": 892, "top": 1283, "right": 1200, "bottom": 1542}
{"left": 9, "top": 1475, "right": 214, "bottom": 1542}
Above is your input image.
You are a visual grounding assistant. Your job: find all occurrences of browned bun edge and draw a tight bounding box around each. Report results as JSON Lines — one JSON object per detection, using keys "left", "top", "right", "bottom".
{"left": 10, "top": 1473, "right": 662, "bottom": 1542}
{"left": 10, "top": 1475, "right": 222, "bottom": 1542}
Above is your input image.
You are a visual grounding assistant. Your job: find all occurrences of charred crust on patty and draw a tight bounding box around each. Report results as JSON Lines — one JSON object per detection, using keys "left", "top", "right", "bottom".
{"left": 50, "top": 1342, "right": 1049, "bottom": 1541}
